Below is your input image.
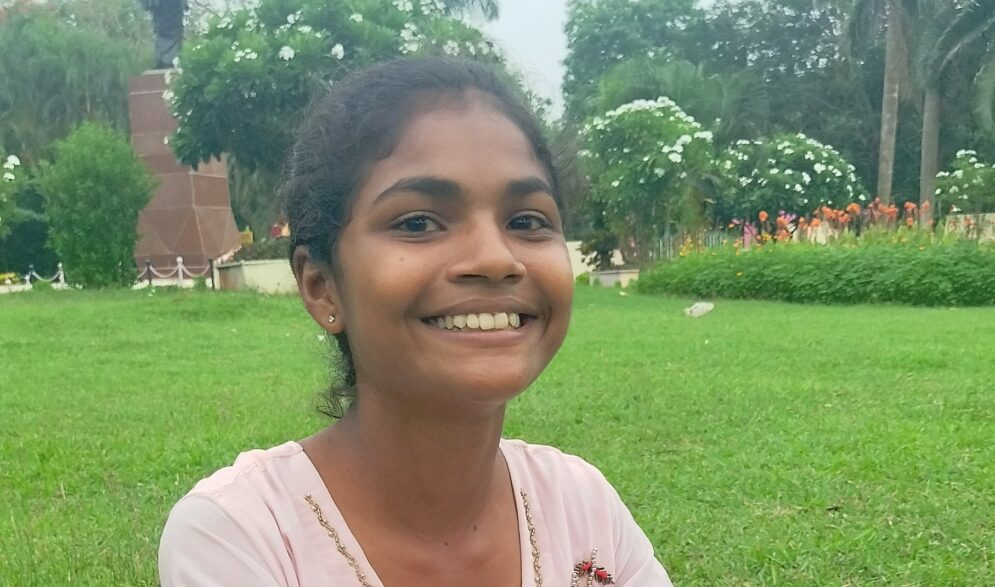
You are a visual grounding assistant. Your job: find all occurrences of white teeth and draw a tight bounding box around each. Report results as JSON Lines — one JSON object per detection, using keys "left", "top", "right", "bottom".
{"left": 427, "top": 312, "right": 525, "bottom": 331}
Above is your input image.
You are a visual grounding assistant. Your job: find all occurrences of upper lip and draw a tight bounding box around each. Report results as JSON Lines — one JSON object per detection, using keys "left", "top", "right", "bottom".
{"left": 422, "top": 298, "right": 540, "bottom": 319}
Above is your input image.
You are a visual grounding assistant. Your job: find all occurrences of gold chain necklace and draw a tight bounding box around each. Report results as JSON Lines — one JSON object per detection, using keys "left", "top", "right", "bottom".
{"left": 305, "top": 489, "right": 543, "bottom": 587}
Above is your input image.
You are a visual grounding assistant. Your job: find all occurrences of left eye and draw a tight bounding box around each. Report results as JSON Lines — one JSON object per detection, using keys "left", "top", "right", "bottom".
{"left": 508, "top": 214, "right": 550, "bottom": 231}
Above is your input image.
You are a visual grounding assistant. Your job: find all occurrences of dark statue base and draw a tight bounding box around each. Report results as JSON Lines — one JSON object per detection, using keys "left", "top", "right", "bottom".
{"left": 128, "top": 71, "right": 240, "bottom": 272}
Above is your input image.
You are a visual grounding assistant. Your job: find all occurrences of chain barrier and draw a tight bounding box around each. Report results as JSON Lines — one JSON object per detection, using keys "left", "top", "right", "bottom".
{"left": 137, "top": 256, "right": 216, "bottom": 289}
{"left": 25, "top": 263, "right": 66, "bottom": 284}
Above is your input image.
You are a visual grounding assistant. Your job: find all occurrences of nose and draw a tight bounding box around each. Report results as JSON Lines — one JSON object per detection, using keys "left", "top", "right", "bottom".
{"left": 448, "top": 216, "right": 526, "bottom": 283}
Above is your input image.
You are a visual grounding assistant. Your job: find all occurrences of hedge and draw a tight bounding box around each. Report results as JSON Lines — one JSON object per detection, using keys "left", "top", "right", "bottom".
{"left": 635, "top": 239, "right": 995, "bottom": 306}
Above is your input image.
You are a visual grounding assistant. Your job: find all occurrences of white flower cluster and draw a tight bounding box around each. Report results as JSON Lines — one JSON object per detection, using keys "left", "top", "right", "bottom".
{"left": 721, "top": 133, "right": 863, "bottom": 207}
{"left": 584, "top": 97, "right": 713, "bottom": 192}
{"left": 231, "top": 41, "right": 259, "bottom": 63}
{"left": 278, "top": 45, "right": 295, "bottom": 60}
{"left": 349, "top": 13, "right": 364, "bottom": 23}
{"left": 2, "top": 155, "right": 19, "bottom": 182}
{"left": 399, "top": 22, "right": 423, "bottom": 54}
{"left": 393, "top": 0, "right": 414, "bottom": 13}
{"left": 419, "top": 0, "right": 447, "bottom": 16}
{"left": 935, "top": 149, "right": 995, "bottom": 211}
{"left": 586, "top": 97, "right": 700, "bottom": 134}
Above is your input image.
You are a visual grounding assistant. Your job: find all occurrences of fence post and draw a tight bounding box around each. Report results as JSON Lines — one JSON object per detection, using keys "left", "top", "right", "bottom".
{"left": 145, "top": 259, "right": 153, "bottom": 288}
{"left": 176, "top": 256, "right": 184, "bottom": 287}
{"left": 56, "top": 262, "right": 65, "bottom": 285}
{"left": 27, "top": 264, "right": 35, "bottom": 284}
{"left": 209, "top": 258, "right": 216, "bottom": 290}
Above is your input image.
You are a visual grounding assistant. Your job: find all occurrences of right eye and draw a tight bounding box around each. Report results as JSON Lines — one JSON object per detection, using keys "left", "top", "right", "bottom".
{"left": 392, "top": 214, "right": 443, "bottom": 234}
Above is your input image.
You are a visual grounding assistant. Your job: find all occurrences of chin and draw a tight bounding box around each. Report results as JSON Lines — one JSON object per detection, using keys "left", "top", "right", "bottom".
{"left": 443, "top": 370, "right": 538, "bottom": 405}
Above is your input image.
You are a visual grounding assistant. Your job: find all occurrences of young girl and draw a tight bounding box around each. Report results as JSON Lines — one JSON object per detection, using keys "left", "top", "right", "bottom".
{"left": 159, "top": 57, "right": 672, "bottom": 587}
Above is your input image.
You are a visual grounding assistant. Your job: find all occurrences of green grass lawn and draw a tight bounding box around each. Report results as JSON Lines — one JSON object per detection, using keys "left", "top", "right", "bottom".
{"left": 2, "top": 286, "right": 993, "bottom": 585}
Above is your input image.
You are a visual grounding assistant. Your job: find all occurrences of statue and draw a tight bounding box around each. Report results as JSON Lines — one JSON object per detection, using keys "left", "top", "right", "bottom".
{"left": 140, "top": 0, "right": 187, "bottom": 69}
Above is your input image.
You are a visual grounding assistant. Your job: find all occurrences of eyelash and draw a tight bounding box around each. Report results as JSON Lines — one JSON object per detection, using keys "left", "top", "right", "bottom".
{"left": 390, "top": 212, "right": 553, "bottom": 234}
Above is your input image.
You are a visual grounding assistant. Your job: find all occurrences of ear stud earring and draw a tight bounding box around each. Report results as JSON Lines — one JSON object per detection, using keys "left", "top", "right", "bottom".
{"left": 327, "top": 315, "right": 336, "bottom": 324}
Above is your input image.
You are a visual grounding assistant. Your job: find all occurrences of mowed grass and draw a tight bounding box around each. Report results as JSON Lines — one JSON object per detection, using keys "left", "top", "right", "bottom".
{"left": 1, "top": 286, "right": 993, "bottom": 585}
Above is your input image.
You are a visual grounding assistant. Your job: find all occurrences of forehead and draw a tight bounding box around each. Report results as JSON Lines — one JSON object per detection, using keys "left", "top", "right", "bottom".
{"left": 354, "top": 95, "right": 549, "bottom": 205}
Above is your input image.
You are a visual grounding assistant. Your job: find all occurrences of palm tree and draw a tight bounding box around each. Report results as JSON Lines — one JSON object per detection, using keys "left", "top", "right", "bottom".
{"left": 918, "top": 0, "right": 995, "bottom": 219}
{"left": 846, "top": 0, "right": 918, "bottom": 205}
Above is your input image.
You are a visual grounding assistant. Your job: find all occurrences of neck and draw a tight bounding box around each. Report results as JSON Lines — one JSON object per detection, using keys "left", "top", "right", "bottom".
{"left": 316, "top": 388, "right": 509, "bottom": 540}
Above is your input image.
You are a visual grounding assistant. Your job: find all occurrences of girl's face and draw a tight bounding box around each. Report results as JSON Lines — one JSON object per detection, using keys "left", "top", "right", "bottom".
{"left": 327, "top": 94, "right": 573, "bottom": 409}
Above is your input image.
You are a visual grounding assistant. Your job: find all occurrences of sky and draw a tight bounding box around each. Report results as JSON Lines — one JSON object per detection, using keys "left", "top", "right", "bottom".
{"left": 478, "top": 0, "right": 570, "bottom": 118}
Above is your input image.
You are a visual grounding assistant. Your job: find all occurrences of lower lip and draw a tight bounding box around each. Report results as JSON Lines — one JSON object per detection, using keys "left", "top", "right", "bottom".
{"left": 420, "top": 319, "right": 536, "bottom": 345}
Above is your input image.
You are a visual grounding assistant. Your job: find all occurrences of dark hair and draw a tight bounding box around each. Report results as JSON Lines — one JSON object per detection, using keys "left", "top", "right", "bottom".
{"left": 282, "top": 57, "right": 561, "bottom": 418}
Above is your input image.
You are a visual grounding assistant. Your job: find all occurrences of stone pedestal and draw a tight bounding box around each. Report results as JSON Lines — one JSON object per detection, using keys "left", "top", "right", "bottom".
{"left": 128, "top": 70, "right": 240, "bottom": 272}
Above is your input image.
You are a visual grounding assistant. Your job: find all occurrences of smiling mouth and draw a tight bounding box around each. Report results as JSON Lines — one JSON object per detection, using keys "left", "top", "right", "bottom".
{"left": 421, "top": 312, "right": 534, "bottom": 332}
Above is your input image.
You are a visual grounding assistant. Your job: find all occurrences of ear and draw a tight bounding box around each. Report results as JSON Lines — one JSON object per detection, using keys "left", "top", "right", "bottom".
{"left": 292, "top": 245, "right": 344, "bottom": 334}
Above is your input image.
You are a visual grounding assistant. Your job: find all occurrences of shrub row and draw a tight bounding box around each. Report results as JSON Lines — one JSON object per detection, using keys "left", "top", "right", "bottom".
{"left": 636, "top": 240, "right": 995, "bottom": 306}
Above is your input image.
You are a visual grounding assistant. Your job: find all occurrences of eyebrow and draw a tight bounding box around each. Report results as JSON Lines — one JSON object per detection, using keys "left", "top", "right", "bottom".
{"left": 373, "top": 175, "right": 553, "bottom": 205}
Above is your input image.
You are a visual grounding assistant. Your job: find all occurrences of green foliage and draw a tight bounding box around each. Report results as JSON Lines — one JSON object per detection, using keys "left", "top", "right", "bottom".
{"left": 593, "top": 58, "right": 770, "bottom": 145}
{"left": 934, "top": 149, "right": 995, "bottom": 215}
{"left": 170, "top": 0, "right": 500, "bottom": 172}
{"left": 563, "top": 0, "right": 699, "bottom": 117}
{"left": 580, "top": 97, "right": 716, "bottom": 263}
{"left": 38, "top": 123, "right": 154, "bottom": 288}
{"left": 0, "top": 169, "right": 59, "bottom": 275}
{"left": 232, "top": 238, "right": 291, "bottom": 261}
{"left": 0, "top": 2, "right": 147, "bottom": 165}
{"left": 637, "top": 237, "right": 995, "bottom": 307}
{"left": 715, "top": 133, "right": 868, "bottom": 224}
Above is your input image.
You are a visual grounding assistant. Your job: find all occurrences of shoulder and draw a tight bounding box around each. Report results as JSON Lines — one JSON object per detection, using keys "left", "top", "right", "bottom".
{"left": 500, "top": 438, "right": 613, "bottom": 488}
{"left": 500, "top": 438, "right": 620, "bottom": 518}
{"left": 159, "top": 442, "right": 315, "bottom": 586}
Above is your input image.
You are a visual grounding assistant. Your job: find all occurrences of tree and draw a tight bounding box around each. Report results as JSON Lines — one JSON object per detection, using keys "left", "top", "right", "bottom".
{"left": 593, "top": 57, "right": 771, "bottom": 145}
{"left": 0, "top": 1, "right": 147, "bottom": 165}
{"left": 169, "top": 0, "right": 505, "bottom": 235}
{"left": 918, "top": 0, "right": 995, "bottom": 221}
{"left": 580, "top": 97, "right": 717, "bottom": 263}
{"left": 845, "top": 0, "right": 919, "bottom": 204}
{"left": 38, "top": 123, "right": 154, "bottom": 288}
{"left": 562, "top": 0, "right": 699, "bottom": 118}
{"left": 170, "top": 0, "right": 502, "bottom": 173}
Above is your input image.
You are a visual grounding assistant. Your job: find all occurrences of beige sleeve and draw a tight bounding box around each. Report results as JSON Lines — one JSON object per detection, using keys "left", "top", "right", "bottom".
{"left": 158, "top": 495, "right": 288, "bottom": 587}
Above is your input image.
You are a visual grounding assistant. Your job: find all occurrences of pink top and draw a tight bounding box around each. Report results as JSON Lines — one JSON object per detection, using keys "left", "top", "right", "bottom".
{"left": 159, "top": 439, "right": 672, "bottom": 586}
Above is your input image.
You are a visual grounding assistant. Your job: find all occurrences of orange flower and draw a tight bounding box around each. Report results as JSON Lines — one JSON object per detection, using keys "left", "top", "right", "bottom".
{"left": 846, "top": 203, "right": 861, "bottom": 215}
{"left": 839, "top": 213, "right": 851, "bottom": 224}
{"left": 904, "top": 201, "right": 917, "bottom": 211}
{"left": 906, "top": 216, "right": 915, "bottom": 226}
{"left": 921, "top": 200, "right": 931, "bottom": 210}
{"left": 810, "top": 218, "right": 822, "bottom": 228}
{"left": 759, "top": 210, "right": 769, "bottom": 222}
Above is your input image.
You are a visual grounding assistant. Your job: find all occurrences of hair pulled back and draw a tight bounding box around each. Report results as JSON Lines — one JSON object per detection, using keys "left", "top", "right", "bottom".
{"left": 281, "top": 57, "right": 560, "bottom": 417}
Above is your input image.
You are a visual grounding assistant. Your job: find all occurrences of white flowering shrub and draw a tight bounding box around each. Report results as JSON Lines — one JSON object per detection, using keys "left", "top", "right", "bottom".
{"left": 0, "top": 154, "right": 22, "bottom": 239}
{"left": 715, "top": 133, "right": 866, "bottom": 223}
{"left": 934, "top": 149, "right": 995, "bottom": 215}
{"left": 580, "top": 97, "right": 715, "bottom": 262}
{"left": 170, "top": 0, "right": 499, "bottom": 171}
